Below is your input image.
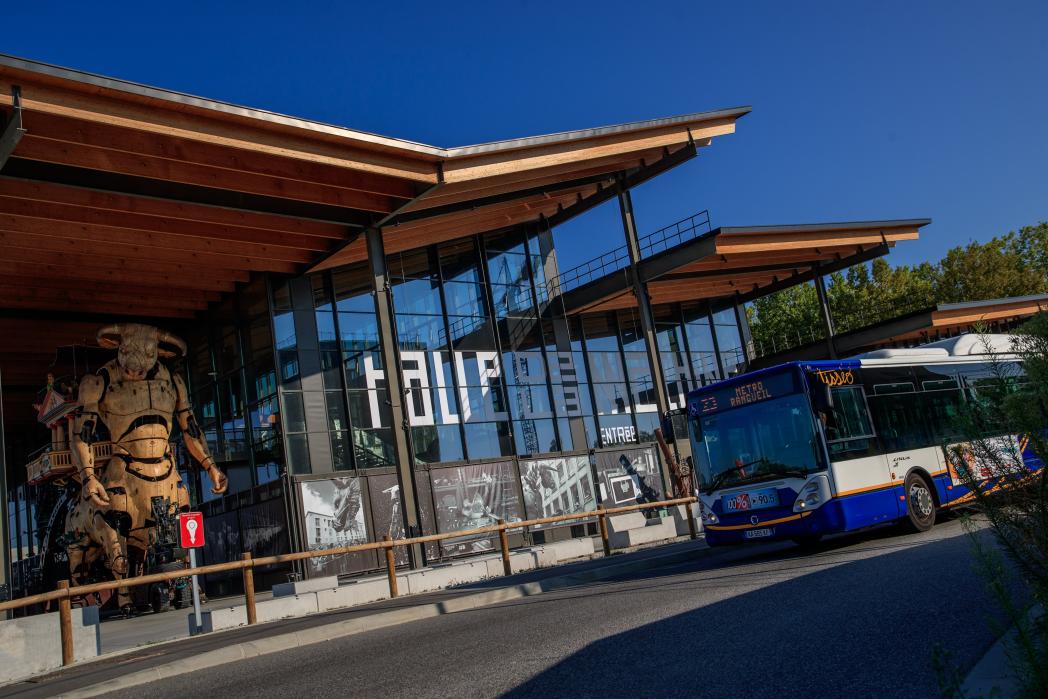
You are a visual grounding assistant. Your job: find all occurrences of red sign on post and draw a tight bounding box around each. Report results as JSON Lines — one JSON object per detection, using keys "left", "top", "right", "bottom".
{"left": 179, "top": 512, "right": 205, "bottom": 549}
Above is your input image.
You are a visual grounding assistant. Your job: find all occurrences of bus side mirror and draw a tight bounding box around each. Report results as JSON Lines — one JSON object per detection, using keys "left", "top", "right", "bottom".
{"left": 808, "top": 376, "right": 833, "bottom": 412}
{"left": 808, "top": 378, "right": 837, "bottom": 429}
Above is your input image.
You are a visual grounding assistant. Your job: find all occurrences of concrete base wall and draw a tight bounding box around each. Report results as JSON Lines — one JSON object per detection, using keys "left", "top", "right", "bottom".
{"left": 608, "top": 513, "right": 678, "bottom": 549}
{"left": 670, "top": 505, "right": 702, "bottom": 537}
{"left": 197, "top": 535, "right": 600, "bottom": 634}
{"left": 272, "top": 576, "right": 339, "bottom": 598}
{"left": 0, "top": 606, "right": 100, "bottom": 684}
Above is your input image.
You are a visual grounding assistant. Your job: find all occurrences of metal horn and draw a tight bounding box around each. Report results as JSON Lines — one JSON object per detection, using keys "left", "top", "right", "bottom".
{"left": 156, "top": 329, "right": 187, "bottom": 358}
{"left": 96, "top": 324, "right": 124, "bottom": 349}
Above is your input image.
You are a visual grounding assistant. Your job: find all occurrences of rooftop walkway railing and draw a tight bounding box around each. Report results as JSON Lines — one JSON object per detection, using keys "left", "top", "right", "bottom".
{"left": 0, "top": 495, "right": 699, "bottom": 668}
{"left": 548, "top": 210, "right": 711, "bottom": 297}
{"left": 750, "top": 297, "right": 935, "bottom": 358}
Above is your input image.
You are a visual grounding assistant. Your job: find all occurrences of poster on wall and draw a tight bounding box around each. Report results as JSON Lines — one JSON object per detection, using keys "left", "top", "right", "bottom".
{"left": 240, "top": 498, "right": 291, "bottom": 561}
{"left": 520, "top": 455, "right": 596, "bottom": 529}
{"left": 298, "top": 476, "right": 373, "bottom": 578}
{"left": 429, "top": 461, "right": 523, "bottom": 556}
{"left": 593, "top": 446, "right": 664, "bottom": 507}
{"left": 366, "top": 473, "right": 410, "bottom": 567}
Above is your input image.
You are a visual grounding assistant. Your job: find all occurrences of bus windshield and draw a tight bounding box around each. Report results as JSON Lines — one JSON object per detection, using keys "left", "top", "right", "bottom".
{"left": 691, "top": 392, "right": 824, "bottom": 493}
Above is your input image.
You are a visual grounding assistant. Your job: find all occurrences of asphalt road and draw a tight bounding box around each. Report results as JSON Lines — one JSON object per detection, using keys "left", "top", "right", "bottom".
{"left": 104, "top": 517, "right": 1011, "bottom": 699}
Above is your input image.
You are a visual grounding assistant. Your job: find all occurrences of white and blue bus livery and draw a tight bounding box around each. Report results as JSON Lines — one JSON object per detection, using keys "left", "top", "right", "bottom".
{"left": 687, "top": 334, "right": 1041, "bottom": 547}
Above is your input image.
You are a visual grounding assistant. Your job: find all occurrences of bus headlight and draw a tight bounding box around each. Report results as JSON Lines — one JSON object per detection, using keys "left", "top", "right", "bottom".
{"left": 698, "top": 502, "right": 718, "bottom": 524}
{"left": 793, "top": 475, "right": 831, "bottom": 513}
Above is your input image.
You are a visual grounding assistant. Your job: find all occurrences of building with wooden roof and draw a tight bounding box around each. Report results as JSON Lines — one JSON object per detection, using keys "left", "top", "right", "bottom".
{"left": 0, "top": 54, "right": 928, "bottom": 588}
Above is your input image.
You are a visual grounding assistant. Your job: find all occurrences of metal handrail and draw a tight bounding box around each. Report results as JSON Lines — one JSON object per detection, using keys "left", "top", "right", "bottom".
{"left": 0, "top": 494, "right": 699, "bottom": 665}
{"left": 547, "top": 209, "right": 712, "bottom": 297}
{"left": 751, "top": 296, "right": 936, "bottom": 358}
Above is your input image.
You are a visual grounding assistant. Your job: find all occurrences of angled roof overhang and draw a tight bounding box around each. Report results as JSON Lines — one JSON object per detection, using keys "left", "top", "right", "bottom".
{"left": 558, "top": 219, "right": 931, "bottom": 315}
{"left": 0, "top": 54, "right": 749, "bottom": 312}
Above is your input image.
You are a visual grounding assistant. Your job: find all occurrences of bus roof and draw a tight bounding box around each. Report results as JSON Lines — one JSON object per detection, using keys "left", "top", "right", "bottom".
{"left": 686, "top": 334, "right": 1020, "bottom": 401}
{"left": 854, "top": 333, "right": 1017, "bottom": 359}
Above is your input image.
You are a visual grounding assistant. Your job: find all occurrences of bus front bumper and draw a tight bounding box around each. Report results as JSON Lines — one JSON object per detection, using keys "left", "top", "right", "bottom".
{"left": 703, "top": 501, "right": 847, "bottom": 546}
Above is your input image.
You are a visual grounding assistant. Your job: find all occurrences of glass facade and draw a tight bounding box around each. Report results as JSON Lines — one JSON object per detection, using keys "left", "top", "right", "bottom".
{"left": 184, "top": 276, "right": 282, "bottom": 500}
{"left": 246, "top": 227, "right": 750, "bottom": 480}
{"left": 129, "top": 225, "right": 751, "bottom": 583}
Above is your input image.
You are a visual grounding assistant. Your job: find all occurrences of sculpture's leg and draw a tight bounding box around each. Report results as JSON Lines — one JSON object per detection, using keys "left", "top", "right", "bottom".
{"left": 176, "top": 479, "right": 191, "bottom": 512}
{"left": 66, "top": 542, "right": 86, "bottom": 586}
{"left": 117, "top": 546, "right": 147, "bottom": 612}
{"left": 93, "top": 485, "right": 133, "bottom": 612}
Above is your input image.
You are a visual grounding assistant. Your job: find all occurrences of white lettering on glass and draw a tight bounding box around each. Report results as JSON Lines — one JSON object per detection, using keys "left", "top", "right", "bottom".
{"left": 600, "top": 425, "right": 637, "bottom": 445}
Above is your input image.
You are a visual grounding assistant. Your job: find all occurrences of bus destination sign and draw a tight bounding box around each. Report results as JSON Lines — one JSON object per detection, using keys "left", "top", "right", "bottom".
{"left": 690, "top": 371, "right": 799, "bottom": 416}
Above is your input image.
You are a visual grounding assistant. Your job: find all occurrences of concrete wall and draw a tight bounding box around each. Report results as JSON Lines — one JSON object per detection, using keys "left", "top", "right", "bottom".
{"left": 199, "top": 536, "right": 598, "bottom": 634}
{"left": 0, "top": 606, "right": 100, "bottom": 684}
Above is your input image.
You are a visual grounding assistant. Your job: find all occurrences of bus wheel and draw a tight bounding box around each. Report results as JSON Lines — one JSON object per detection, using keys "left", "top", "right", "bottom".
{"left": 903, "top": 473, "right": 936, "bottom": 532}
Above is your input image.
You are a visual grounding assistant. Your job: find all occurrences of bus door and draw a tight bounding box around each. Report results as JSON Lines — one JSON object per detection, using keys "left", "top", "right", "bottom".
{"left": 810, "top": 369, "right": 903, "bottom": 526}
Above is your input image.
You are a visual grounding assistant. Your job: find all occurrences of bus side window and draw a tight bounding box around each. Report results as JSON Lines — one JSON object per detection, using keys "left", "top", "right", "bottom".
{"left": 916, "top": 385, "right": 966, "bottom": 444}
{"left": 827, "top": 386, "right": 875, "bottom": 455}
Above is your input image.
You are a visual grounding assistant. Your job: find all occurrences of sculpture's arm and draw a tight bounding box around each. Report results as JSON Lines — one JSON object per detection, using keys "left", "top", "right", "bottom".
{"left": 72, "top": 373, "right": 110, "bottom": 507}
{"left": 173, "top": 373, "right": 228, "bottom": 494}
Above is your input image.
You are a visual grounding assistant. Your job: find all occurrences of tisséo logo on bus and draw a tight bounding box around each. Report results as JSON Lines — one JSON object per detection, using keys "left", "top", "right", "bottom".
{"left": 178, "top": 512, "right": 204, "bottom": 549}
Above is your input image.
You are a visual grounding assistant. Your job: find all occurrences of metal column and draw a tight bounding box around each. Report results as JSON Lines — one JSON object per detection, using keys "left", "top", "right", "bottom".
{"left": 707, "top": 303, "right": 726, "bottom": 379}
{"left": 0, "top": 86, "right": 26, "bottom": 171}
{"left": 733, "top": 295, "right": 755, "bottom": 366}
{"left": 535, "top": 225, "right": 588, "bottom": 451}
{"left": 813, "top": 270, "right": 837, "bottom": 359}
{"left": 366, "top": 227, "right": 424, "bottom": 568}
{"left": 616, "top": 188, "right": 673, "bottom": 492}
{"left": 287, "top": 276, "right": 334, "bottom": 472}
{"left": 0, "top": 368, "right": 10, "bottom": 613}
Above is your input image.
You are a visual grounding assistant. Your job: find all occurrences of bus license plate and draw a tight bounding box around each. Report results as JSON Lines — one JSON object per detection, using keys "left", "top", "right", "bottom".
{"left": 723, "top": 488, "right": 779, "bottom": 512}
{"left": 745, "top": 528, "right": 773, "bottom": 539}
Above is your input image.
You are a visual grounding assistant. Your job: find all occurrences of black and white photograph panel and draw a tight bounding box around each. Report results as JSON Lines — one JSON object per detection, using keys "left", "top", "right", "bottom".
{"left": 520, "top": 455, "right": 596, "bottom": 528}
{"left": 298, "top": 476, "right": 371, "bottom": 577}
{"left": 594, "top": 446, "right": 664, "bottom": 506}
{"left": 430, "top": 461, "right": 523, "bottom": 556}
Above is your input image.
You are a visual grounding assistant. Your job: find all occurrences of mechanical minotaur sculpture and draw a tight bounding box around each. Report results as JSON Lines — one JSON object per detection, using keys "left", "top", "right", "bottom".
{"left": 63, "top": 324, "right": 227, "bottom": 608}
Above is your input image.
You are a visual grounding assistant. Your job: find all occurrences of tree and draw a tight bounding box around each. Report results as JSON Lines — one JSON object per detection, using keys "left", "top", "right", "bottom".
{"left": 1009, "top": 222, "right": 1048, "bottom": 281}
{"left": 936, "top": 235, "right": 1046, "bottom": 303}
{"left": 748, "top": 221, "right": 1048, "bottom": 353}
{"left": 942, "top": 315, "right": 1048, "bottom": 697}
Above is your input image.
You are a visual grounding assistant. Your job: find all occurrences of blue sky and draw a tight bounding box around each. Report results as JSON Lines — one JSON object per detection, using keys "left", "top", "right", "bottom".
{"left": 5, "top": 1, "right": 1046, "bottom": 272}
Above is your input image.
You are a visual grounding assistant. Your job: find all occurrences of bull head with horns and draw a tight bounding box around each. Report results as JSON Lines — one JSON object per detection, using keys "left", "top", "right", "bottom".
{"left": 96, "top": 323, "right": 187, "bottom": 381}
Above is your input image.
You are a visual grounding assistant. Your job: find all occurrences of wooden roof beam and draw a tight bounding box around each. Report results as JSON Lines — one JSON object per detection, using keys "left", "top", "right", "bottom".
{"left": 441, "top": 121, "right": 733, "bottom": 183}
{"left": 0, "top": 210, "right": 318, "bottom": 262}
{"left": 715, "top": 227, "right": 920, "bottom": 255}
{"left": 0, "top": 231, "right": 297, "bottom": 273}
{"left": 0, "top": 251, "right": 247, "bottom": 285}
{"left": 0, "top": 295, "right": 198, "bottom": 319}
{"left": 0, "top": 177, "right": 347, "bottom": 239}
{"left": 0, "top": 78, "right": 440, "bottom": 183}
{"left": 0, "top": 284, "right": 207, "bottom": 312}
{"left": 21, "top": 111, "right": 421, "bottom": 199}
{"left": 14, "top": 136, "right": 401, "bottom": 213}
{"left": 0, "top": 273, "right": 220, "bottom": 303}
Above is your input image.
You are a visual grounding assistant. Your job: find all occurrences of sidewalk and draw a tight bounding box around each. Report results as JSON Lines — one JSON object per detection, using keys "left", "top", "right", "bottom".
{"left": 0, "top": 537, "right": 710, "bottom": 698}
{"left": 962, "top": 604, "right": 1043, "bottom": 698}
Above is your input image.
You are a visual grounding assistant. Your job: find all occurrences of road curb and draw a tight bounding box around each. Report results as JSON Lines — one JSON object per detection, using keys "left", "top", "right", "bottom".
{"left": 53, "top": 541, "right": 709, "bottom": 698}
{"left": 961, "top": 604, "right": 1043, "bottom": 698}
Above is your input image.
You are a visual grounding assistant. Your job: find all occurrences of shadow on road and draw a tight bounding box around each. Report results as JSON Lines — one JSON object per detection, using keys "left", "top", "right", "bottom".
{"left": 501, "top": 527, "right": 1008, "bottom": 699}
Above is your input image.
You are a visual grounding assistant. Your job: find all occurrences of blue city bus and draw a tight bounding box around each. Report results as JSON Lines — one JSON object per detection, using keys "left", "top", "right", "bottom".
{"left": 686, "top": 334, "right": 1042, "bottom": 547}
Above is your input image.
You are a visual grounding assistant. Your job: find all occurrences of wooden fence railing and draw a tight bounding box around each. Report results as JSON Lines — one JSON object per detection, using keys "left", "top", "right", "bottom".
{"left": 0, "top": 496, "right": 699, "bottom": 666}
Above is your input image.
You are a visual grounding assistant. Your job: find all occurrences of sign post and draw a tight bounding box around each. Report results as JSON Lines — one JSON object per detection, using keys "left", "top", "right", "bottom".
{"left": 178, "top": 512, "right": 205, "bottom": 634}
